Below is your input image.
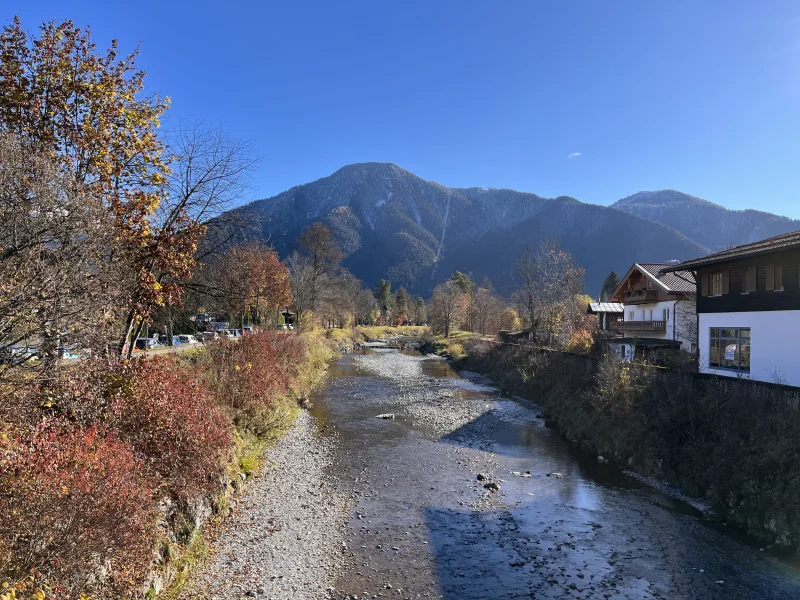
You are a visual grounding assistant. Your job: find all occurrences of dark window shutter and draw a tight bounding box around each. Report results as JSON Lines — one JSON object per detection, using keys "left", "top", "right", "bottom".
{"left": 722, "top": 270, "right": 729, "bottom": 294}
{"left": 746, "top": 267, "right": 756, "bottom": 292}
{"left": 701, "top": 273, "right": 708, "bottom": 296}
{"left": 766, "top": 264, "right": 774, "bottom": 290}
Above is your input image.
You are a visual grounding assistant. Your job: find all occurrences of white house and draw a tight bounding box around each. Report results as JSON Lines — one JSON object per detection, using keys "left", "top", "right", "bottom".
{"left": 608, "top": 263, "right": 697, "bottom": 361}
{"left": 664, "top": 231, "right": 800, "bottom": 386}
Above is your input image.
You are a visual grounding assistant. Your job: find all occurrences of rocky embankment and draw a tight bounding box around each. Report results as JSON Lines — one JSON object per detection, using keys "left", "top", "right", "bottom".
{"left": 194, "top": 411, "right": 350, "bottom": 599}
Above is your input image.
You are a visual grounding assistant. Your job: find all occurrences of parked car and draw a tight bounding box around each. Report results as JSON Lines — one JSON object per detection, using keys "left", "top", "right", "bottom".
{"left": 176, "top": 334, "right": 198, "bottom": 344}
{"left": 58, "top": 345, "right": 81, "bottom": 360}
{"left": 211, "top": 321, "right": 230, "bottom": 333}
{"left": 276, "top": 324, "right": 288, "bottom": 331}
{"left": 0, "top": 345, "right": 38, "bottom": 364}
{"left": 171, "top": 336, "right": 183, "bottom": 346}
{"left": 287, "top": 324, "right": 294, "bottom": 330}
{"left": 242, "top": 326, "right": 254, "bottom": 335}
{"left": 134, "top": 337, "right": 161, "bottom": 351}
{"left": 200, "top": 331, "right": 219, "bottom": 342}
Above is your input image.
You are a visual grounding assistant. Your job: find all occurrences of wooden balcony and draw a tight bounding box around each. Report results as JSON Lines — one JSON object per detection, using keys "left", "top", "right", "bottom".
{"left": 612, "top": 320, "right": 667, "bottom": 334}
{"left": 623, "top": 289, "right": 659, "bottom": 304}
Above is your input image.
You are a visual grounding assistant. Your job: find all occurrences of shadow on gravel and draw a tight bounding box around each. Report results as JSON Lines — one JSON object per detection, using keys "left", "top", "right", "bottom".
{"left": 423, "top": 505, "right": 545, "bottom": 599}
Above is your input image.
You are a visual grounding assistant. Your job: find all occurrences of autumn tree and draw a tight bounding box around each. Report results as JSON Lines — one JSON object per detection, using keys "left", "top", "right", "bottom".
{"left": 500, "top": 307, "right": 522, "bottom": 331}
{"left": 0, "top": 19, "right": 172, "bottom": 354}
{"left": 0, "top": 19, "right": 248, "bottom": 358}
{"left": 448, "top": 271, "right": 474, "bottom": 331}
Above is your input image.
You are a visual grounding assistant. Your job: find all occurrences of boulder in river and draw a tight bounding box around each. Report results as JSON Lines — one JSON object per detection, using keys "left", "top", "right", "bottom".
{"left": 375, "top": 413, "right": 395, "bottom": 419}
{"left": 476, "top": 473, "right": 489, "bottom": 481}
{"left": 484, "top": 481, "right": 501, "bottom": 492}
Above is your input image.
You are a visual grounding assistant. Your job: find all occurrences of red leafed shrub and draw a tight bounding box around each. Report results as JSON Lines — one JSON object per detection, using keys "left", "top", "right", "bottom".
{"left": 31, "top": 356, "right": 234, "bottom": 495}
{"left": 110, "top": 357, "right": 234, "bottom": 494}
{"left": 206, "top": 331, "right": 305, "bottom": 414}
{"left": 0, "top": 421, "right": 155, "bottom": 598}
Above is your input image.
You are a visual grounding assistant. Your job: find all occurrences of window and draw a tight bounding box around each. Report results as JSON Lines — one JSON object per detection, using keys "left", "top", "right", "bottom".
{"left": 744, "top": 267, "right": 756, "bottom": 293}
{"left": 708, "top": 271, "right": 729, "bottom": 295}
{"left": 710, "top": 272, "right": 722, "bottom": 295}
{"left": 628, "top": 310, "right": 634, "bottom": 321}
{"left": 662, "top": 308, "right": 669, "bottom": 322}
{"left": 709, "top": 328, "right": 750, "bottom": 373}
{"left": 775, "top": 265, "right": 783, "bottom": 291}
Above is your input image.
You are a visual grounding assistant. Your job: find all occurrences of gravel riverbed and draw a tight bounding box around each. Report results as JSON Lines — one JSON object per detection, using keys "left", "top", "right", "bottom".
{"left": 196, "top": 410, "right": 350, "bottom": 600}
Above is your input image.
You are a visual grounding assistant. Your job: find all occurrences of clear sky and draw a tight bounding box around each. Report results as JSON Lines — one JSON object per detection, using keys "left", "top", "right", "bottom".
{"left": 8, "top": 1, "right": 800, "bottom": 216}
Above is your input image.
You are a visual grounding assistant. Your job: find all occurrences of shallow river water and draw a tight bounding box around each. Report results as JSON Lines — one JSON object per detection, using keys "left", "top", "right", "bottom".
{"left": 310, "top": 349, "right": 800, "bottom": 600}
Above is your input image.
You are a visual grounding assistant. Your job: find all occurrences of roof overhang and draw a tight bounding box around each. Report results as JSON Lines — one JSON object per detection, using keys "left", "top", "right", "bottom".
{"left": 662, "top": 246, "right": 797, "bottom": 272}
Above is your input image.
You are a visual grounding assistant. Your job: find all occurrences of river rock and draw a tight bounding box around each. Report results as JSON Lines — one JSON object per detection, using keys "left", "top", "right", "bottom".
{"left": 484, "top": 482, "right": 501, "bottom": 492}
{"left": 375, "top": 413, "right": 395, "bottom": 419}
{"left": 477, "top": 473, "right": 489, "bottom": 481}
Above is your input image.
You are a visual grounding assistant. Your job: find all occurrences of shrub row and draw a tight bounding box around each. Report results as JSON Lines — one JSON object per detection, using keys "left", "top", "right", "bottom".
{"left": 0, "top": 331, "right": 321, "bottom": 598}
{"left": 456, "top": 339, "right": 800, "bottom": 547}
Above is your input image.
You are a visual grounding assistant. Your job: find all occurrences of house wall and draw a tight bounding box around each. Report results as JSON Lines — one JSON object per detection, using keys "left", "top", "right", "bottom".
{"left": 699, "top": 310, "right": 800, "bottom": 386}
{"left": 696, "top": 248, "right": 800, "bottom": 313}
{"left": 674, "top": 299, "right": 697, "bottom": 353}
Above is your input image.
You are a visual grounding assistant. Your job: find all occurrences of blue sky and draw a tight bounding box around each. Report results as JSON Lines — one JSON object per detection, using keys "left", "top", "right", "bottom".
{"left": 8, "top": 1, "right": 800, "bottom": 216}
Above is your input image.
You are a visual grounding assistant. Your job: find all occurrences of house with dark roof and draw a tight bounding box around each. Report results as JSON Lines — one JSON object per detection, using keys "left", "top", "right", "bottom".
{"left": 607, "top": 263, "right": 697, "bottom": 360}
{"left": 664, "top": 230, "right": 800, "bottom": 385}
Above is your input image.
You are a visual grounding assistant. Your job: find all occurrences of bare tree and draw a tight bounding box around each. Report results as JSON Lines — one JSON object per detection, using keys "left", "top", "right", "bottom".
{"left": 429, "top": 280, "right": 462, "bottom": 338}
{"left": 513, "top": 239, "right": 584, "bottom": 345}
{"left": 286, "top": 252, "right": 315, "bottom": 331}
{"left": 471, "top": 283, "right": 503, "bottom": 335}
{"left": 0, "top": 134, "right": 120, "bottom": 373}
{"left": 120, "top": 123, "right": 258, "bottom": 356}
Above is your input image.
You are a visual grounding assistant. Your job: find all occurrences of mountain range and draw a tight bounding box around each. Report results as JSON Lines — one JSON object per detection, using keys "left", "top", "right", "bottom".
{"left": 223, "top": 163, "right": 798, "bottom": 296}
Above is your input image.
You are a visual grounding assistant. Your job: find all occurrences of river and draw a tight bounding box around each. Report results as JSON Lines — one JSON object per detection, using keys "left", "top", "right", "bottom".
{"left": 310, "top": 348, "right": 800, "bottom": 600}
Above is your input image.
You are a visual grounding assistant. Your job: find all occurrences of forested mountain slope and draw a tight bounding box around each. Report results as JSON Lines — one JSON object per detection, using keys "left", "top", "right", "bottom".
{"left": 223, "top": 163, "right": 712, "bottom": 295}
{"left": 612, "top": 190, "right": 800, "bottom": 252}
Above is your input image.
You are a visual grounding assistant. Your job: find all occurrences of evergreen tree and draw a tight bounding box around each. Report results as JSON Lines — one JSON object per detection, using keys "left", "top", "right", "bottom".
{"left": 374, "top": 279, "right": 392, "bottom": 324}
{"left": 600, "top": 270, "right": 621, "bottom": 301}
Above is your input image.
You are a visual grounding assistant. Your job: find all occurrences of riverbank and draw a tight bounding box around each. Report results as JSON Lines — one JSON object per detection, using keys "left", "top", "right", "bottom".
{"left": 449, "top": 338, "right": 800, "bottom": 550}
{"left": 187, "top": 411, "right": 350, "bottom": 599}
{"left": 0, "top": 331, "right": 337, "bottom": 599}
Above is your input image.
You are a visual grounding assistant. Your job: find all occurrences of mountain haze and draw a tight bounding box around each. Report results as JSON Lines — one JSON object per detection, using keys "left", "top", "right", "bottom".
{"left": 611, "top": 190, "right": 800, "bottom": 252}
{"left": 226, "top": 163, "right": 713, "bottom": 296}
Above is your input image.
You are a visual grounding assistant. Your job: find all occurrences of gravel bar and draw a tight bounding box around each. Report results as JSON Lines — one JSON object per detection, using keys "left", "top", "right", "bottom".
{"left": 198, "top": 410, "right": 350, "bottom": 600}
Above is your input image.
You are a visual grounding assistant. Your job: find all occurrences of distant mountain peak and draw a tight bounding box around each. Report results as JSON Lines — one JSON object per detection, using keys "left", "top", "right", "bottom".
{"left": 612, "top": 190, "right": 799, "bottom": 251}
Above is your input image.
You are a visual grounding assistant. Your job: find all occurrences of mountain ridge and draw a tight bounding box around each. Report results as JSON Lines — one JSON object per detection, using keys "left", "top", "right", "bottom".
{"left": 223, "top": 163, "right": 791, "bottom": 296}
{"left": 611, "top": 190, "right": 800, "bottom": 251}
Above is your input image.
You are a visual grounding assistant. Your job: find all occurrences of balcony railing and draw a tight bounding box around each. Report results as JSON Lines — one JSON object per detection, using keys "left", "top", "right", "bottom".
{"left": 612, "top": 320, "right": 667, "bottom": 334}
{"left": 623, "top": 289, "right": 659, "bottom": 304}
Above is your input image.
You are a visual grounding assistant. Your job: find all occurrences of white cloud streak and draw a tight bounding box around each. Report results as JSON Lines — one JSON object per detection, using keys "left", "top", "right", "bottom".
{"left": 567, "top": 152, "right": 581, "bottom": 160}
